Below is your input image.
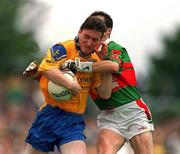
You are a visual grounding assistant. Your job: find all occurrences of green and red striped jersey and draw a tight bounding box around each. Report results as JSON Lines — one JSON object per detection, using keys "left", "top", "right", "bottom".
{"left": 92, "top": 41, "right": 141, "bottom": 110}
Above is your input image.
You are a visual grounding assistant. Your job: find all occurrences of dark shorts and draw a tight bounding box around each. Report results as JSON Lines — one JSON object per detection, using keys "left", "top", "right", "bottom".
{"left": 25, "top": 104, "right": 86, "bottom": 152}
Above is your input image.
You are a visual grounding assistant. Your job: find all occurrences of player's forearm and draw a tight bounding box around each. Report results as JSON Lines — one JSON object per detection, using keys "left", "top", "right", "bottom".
{"left": 43, "top": 68, "right": 78, "bottom": 90}
{"left": 97, "top": 73, "right": 112, "bottom": 99}
{"left": 92, "top": 60, "right": 119, "bottom": 73}
{"left": 61, "top": 58, "right": 119, "bottom": 73}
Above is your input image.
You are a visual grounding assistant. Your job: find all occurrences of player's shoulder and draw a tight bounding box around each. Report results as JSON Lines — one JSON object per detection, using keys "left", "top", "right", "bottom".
{"left": 108, "top": 40, "right": 127, "bottom": 52}
{"left": 49, "top": 40, "right": 76, "bottom": 61}
{"left": 49, "top": 43, "right": 67, "bottom": 61}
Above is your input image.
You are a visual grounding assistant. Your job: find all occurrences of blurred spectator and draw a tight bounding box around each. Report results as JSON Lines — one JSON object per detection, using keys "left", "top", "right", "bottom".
{"left": 165, "top": 118, "right": 180, "bottom": 154}
{"left": 5, "top": 77, "right": 26, "bottom": 105}
{"left": 153, "top": 126, "right": 167, "bottom": 154}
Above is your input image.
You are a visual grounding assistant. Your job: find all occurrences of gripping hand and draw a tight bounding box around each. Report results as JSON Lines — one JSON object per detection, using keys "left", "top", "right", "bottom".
{"left": 61, "top": 58, "right": 93, "bottom": 73}
{"left": 23, "top": 60, "right": 39, "bottom": 78}
{"left": 75, "top": 57, "right": 93, "bottom": 72}
{"left": 60, "top": 60, "right": 77, "bottom": 73}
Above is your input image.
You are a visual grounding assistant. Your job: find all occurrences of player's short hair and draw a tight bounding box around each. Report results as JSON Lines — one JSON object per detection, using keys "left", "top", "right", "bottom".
{"left": 90, "top": 11, "right": 113, "bottom": 29}
{"left": 80, "top": 16, "right": 107, "bottom": 37}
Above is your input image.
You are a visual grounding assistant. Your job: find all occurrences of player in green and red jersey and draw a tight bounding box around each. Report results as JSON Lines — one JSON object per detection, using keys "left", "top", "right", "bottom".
{"left": 88, "top": 11, "right": 154, "bottom": 154}
{"left": 92, "top": 41, "right": 141, "bottom": 109}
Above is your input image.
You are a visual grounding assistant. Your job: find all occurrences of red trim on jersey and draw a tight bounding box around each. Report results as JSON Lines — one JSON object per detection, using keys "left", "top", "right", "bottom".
{"left": 121, "top": 70, "right": 137, "bottom": 85}
{"left": 111, "top": 49, "right": 122, "bottom": 54}
{"left": 122, "top": 62, "right": 133, "bottom": 69}
{"left": 112, "top": 69, "right": 137, "bottom": 91}
{"left": 136, "top": 99, "right": 152, "bottom": 120}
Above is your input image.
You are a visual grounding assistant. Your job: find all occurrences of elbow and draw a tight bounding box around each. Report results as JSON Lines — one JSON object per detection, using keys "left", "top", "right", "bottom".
{"left": 103, "top": 94, "right": 111, "bottom": 100}
{"left": 112, "top": 62, "right": 119, "bottom": 72}
{"left": 98, "top": 93, "right": 111, "bottom": 100}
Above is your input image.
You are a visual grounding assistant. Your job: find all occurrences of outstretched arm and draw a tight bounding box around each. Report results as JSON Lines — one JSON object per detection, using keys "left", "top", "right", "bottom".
{"left": 92, "top": 60, "right": 119, "bottom": 73}
{"left": 62, "top": 58, "right": 119, "bottom": 74}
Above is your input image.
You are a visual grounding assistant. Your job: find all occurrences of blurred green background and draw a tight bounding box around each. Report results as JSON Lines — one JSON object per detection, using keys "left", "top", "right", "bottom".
{"left": 0, "top": 0, "right": 179, "bottom": 154}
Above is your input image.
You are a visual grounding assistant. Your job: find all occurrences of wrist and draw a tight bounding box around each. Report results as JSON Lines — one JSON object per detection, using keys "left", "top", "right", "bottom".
{"left": 79, "top": 62, "right": 93, "bottom": 72}
{"left": 75, "top": 57, "right": 93, "bottom": 72}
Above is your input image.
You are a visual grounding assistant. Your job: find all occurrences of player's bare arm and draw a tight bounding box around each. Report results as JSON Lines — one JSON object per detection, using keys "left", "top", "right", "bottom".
{"left": 23, "top": 58, "right": 119, "bottom": 81}
{"left": 92, "top": 60, "right": 119, "bottom": 73}
{"left": 44, "top": 68, "right": 81, "bottom": 94}
{"left": 97, "top": 73, "right": 112, "bottom": 99}
{"left": 64, "top": 58, "right": 119, "bottom": 73}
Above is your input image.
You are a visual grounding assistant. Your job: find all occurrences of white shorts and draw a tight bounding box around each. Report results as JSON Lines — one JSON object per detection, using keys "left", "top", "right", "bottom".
{"left": 97, "top": 99, "right": 154, "bottom": 141}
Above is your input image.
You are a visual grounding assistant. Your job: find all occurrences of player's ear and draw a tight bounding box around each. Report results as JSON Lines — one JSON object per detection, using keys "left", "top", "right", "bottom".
{"left": 78, "top": 30, "right": 82, "bottom": 37}
{"left": 107, "top": 27, "right": 112, "bottom": 35}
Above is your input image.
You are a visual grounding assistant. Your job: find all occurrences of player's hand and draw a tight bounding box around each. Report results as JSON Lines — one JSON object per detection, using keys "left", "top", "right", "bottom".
{"left": 60, "top": 60, "right": 77, "bottom": 73}
{"left": 74, "top": 57, "right": 93, "bottom": 72}
{"left": 70, "top": 77, "right": 81, "bottom": 96}
{"left": 61, "top": 58, "right": 93, "bottom": 73}
{"left": 23, "top": 61, "right": 39, "bottom": 78}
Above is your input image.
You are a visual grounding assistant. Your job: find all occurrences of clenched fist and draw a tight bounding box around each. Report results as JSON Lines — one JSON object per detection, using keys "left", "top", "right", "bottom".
{"left": 23, "top": 61, "right": 39, "bottom": 78}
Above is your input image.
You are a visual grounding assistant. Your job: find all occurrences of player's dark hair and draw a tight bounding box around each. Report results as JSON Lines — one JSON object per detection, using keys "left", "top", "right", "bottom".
{"left": 90, "top": 11, "right": 113, "bottom": 29}
{"left": 80, "top": 16, "right": 107, "bottom": 37}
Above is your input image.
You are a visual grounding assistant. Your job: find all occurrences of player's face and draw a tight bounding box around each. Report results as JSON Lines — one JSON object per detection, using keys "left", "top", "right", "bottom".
{"left": 95, "top": 28, "right": 112, "bottom": 60}
{"left": 78, "top": 29, "right": 102, "bottom": 57}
